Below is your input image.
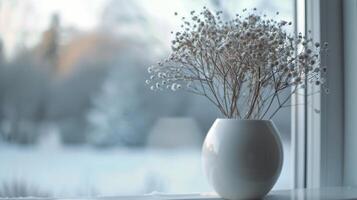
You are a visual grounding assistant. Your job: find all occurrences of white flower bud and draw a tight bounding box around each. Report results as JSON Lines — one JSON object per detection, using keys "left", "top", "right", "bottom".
{"left": 171, "top": 83, "right": 177, "bottom": 91}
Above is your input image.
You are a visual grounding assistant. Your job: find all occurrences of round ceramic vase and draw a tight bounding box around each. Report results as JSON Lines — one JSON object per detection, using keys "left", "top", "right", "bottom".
{"left": 202, "top": 119, "right": 283, "bottom": 200}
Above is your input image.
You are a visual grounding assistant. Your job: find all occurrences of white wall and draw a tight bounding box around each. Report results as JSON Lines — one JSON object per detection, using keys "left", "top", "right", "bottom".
{"left": 343, "top": 0, "right": 357, "bottom": 186}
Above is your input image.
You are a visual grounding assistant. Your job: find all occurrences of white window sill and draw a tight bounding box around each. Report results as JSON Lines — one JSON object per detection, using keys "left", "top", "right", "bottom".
{"left": 4, "top": 187, "right": 357, "bottom": 200}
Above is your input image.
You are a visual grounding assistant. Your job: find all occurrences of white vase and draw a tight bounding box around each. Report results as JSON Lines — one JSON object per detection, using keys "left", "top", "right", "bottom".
{"left": 202, "top": 119, "right": 283, "bottom": 200}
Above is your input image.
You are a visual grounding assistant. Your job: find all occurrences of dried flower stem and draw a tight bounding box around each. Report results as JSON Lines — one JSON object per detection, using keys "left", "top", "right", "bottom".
{"left": 147, "top": 8, "right": 328, "bottom": 119}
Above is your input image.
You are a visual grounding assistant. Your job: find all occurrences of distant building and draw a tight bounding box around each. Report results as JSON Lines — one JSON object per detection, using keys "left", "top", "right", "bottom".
{"left": 147, "top": 117, "right": 203, "bottom": 149}
{"left": 56, "top": 32, "right": 121, "bottom": 76}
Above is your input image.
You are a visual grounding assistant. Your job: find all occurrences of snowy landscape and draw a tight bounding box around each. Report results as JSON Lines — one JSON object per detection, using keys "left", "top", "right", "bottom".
{"left": 0, "top": 143, "right": 291, "bottom": 198}
{"left": 0, "top": 0, "right": 293, "bottom": 198}
{"left": 0, "top": 144, "right": 207, "bottom": 197}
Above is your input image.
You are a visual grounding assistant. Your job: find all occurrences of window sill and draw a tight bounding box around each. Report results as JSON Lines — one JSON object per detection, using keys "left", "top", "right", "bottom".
{"left": 5, "top": 187, "right": 357, "bottom": 200}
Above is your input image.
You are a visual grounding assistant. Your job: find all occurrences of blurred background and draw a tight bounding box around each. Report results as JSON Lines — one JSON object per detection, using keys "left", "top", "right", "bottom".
{"left": 0, "top": 0, "right": 293, "bottom": 198}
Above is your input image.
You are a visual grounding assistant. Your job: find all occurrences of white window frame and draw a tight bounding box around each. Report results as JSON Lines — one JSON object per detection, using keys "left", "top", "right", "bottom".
{"left": 292, "top": 0, "right": 344, "bottom": 188}
{"left": 291, "top": 0, "right": 306, "bottom": 188}
{"left": 343, "top": 0, "right": 357, "bottom": 187}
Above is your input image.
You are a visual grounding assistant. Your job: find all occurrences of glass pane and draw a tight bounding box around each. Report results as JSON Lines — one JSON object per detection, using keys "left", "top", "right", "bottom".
{"left": 0, "top": 0, "right": 293, "bottom": 197}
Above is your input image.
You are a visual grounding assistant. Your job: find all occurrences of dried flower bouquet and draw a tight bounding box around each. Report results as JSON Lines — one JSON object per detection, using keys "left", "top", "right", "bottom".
{"left": 147, "top": 8, "right": 327, "bottom": 119}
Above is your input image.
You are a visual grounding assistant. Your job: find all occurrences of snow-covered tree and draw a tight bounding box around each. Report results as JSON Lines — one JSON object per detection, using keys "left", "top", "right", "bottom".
{"left": 86, "top": 51, "right": 153, "bottom": 147}
{"left": 0, "top": 52, "right": 50, "bottom": 144}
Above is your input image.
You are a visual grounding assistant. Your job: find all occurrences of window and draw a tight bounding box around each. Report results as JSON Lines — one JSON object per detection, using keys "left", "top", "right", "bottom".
{"left": 0, "top": 0, "right": 294, "bottom": 197}
{"left": 344, "top": 0, "right": 357, "bottom": 187}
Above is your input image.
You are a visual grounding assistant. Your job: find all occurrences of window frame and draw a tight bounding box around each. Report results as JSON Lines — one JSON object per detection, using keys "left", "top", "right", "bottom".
{"left": 292, "top": 0, "right": 344, "bottom": 188}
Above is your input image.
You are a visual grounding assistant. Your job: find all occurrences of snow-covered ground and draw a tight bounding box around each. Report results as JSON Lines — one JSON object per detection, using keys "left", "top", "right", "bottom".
{"left": 0, "top": 144, "right": 291, "bottom": 198}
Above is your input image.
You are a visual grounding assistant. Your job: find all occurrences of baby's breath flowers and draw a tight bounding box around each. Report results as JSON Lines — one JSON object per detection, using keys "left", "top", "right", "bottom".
{"left": 147, "top": 8, "right": 328, "bottom": 119}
